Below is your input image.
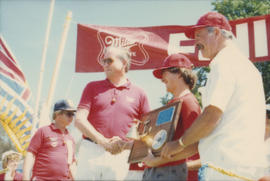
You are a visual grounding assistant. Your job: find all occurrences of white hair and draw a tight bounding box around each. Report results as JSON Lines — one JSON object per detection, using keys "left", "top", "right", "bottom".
{"left": 207, "top": 26, "right": 235, "bottom": 40}
{"left": 103, "top": 46, "right": 132, "bottom": 72}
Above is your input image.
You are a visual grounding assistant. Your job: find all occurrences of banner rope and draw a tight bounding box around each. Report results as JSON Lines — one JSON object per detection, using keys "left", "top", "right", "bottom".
{"left": 198, "top": 163, "right": 255, "bottom": 181}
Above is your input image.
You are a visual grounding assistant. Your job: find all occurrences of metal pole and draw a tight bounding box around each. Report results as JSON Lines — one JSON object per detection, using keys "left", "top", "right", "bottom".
{"left": 31, "top": 0, "right": 55, "bottom": 136}
{"left": 46, "top": 11, "right": 72, "bottom": 113}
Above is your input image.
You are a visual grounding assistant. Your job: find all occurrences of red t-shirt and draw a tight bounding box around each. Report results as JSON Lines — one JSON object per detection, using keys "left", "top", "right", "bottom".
{"left": 0, "top": 172, "right": 22, "bottom": 181}
{"left": 78, "top": 79, "right": 150, "bottom": 170}
{"left": 159, "top": 93, "right": 201, "bottom": 180}
{"left": 27, "top": 124, "right": 75, "bottom": 180}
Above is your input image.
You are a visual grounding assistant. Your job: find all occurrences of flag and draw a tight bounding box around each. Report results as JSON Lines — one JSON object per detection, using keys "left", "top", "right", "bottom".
{"left": 0, "top": 36, "right": 31, "bottom": 101}
{"left": 0, "top": 35, "right": 33, "bottom": 154}
{"left": 76, "top": 14, "right": 270, "bottom": 72}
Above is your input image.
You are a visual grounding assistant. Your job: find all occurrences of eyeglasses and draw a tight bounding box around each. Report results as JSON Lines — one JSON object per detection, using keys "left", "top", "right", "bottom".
{"left": 63, "top": 111, "right": 75, "bottom": 117}
{"left": 101, "top": 58, "right": 113, "bottom": 66}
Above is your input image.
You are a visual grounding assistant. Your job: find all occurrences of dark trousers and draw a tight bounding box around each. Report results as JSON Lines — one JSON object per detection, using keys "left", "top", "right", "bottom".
{"left": 143, "top": 163, "right": 187, "bottom": 181}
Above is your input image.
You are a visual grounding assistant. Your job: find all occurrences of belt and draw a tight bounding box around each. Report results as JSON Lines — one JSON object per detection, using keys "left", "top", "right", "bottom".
{"left": 84, "top": 137, "right": 97, "bottom": 144}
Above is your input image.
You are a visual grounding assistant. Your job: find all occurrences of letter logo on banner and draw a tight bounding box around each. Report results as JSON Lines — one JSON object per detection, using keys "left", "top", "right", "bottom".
{"left": 97, "top": 31, "right": 149, "bottom": 66}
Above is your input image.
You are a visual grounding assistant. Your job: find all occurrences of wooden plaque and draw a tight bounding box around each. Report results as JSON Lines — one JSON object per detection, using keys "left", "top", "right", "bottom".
{"left": 128, "top": 100, "right": 182, "bottom": 163}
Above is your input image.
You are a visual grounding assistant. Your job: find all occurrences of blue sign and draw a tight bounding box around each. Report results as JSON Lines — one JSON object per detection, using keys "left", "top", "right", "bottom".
{"left": 156, "top": 106, "right": 175, "bottom": 126}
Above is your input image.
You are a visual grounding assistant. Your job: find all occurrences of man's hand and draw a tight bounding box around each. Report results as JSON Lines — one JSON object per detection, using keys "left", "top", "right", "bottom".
{"left": 69, "top": 161, "right": 77, "bottom": 180}
{"left": 99, "top": 136, "right": 123, "bottom": 155}
{"left": 142, "top": 151, "right": 161, "bottom": 167}
{"left": 108, "top": 136, "right": 123, "bottom": 154}
{"left": 160, "top": 140, "right": 184, "bottom": 159}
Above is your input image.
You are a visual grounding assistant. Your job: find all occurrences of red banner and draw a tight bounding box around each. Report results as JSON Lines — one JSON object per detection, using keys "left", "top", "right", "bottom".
{"left": 76, "top": 14, "right": 270, "bottom": 72}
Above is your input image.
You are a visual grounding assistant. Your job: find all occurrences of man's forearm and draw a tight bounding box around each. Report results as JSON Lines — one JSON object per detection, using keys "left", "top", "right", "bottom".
{"left": 181, "top": 105, "right": 222, "bottom": 147}
{"left": 171, "top": 142, "right": 198, "bottom": 161}
{"left": 23, "top": 152, "right": 35, "bottom": 180}
{"left": 146, "top": 143, "right": 198, "bottom": 167}
{"left": 75, "top": 118, "right": 107, "bottom": 143}
{"left": 74, "top": 109, "right": 108, "bottom": 144}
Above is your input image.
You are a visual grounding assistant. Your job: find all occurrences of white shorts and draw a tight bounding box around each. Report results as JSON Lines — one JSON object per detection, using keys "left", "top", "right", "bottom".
{"left": 75, "top": 139, "right": 132, "bottom": 180}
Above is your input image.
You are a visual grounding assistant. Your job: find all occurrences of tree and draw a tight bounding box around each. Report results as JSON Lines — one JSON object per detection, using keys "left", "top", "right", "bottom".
{"left": 160, "top": 92, "right": 173, "bottom": 105}
{"left": 212, "top": 0, "right": 270, "bottom": 103}
{"left": 192, "top": 67, "right": 210, "bottom": 106}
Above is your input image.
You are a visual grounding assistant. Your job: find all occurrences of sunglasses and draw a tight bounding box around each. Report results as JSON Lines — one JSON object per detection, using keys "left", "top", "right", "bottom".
{"left": 101, "top": 58, "right": 113, "bottom": 65}
{"left": 63, "top": 111, "right": 75, "bottom": 117}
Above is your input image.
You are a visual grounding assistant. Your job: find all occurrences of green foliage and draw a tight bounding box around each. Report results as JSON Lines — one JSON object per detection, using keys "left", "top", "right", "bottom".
{"left": 212, "top": 0, "right": 270, "bottom": 20}
{"left": 160, "top": 92, "right": 173, "bottom": 106}
{"left": 255, "top": 62, "right": 270, "bottom": 103}
{"left": 192, "top": 67, "right": 211, "bottom": 107}
{"left": 212, "top": 0, "right": 270, "bottom": 103}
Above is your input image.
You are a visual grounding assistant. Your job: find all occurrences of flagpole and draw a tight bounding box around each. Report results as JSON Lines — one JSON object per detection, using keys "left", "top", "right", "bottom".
{"left": 45, "top": 11, "right": 72, "bottom": 121}
{"left": 32, "top": 0, "right": 55, "bottom": 136}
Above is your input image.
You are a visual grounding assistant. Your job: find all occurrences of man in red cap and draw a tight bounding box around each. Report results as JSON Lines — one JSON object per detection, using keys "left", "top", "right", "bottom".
{"left": 161, "top": 12, "right": 268, "bottom": 180}
{"left": 142, "top": 53, "right": 201, "bottom": 181}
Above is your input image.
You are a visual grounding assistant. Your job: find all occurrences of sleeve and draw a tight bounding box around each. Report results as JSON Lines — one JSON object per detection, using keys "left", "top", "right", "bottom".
{"left": 27, "top": 128, "right": 43, "bottom": 156}
{"left": 77, "top": 83, "right": 92, "bottom": 111}
{"left": 181, "top": 96, "right": 201, "bottom": 131}
{"left": 204, "top": 62, "right": 236, "bottom": 112}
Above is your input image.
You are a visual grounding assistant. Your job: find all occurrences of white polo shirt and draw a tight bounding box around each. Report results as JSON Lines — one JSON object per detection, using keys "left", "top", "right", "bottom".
{"left": 199, "top": 41, "right": 267, "bottom": 177}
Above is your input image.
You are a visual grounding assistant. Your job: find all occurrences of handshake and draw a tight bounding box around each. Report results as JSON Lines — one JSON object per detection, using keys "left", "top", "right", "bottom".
{"left": 99, "top": 136, "right": 133, "bottom": 155}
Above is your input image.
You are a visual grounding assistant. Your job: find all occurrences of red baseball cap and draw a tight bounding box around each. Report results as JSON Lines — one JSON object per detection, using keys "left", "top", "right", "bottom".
{"left": 153, "top": 53, "right": 193, "bottom": 79}
{"left": 185, "top": 12, "right": 231, "bottom": 39}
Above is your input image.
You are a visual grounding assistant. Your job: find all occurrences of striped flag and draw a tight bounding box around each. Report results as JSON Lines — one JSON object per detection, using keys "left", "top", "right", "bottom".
{"left": 0, "top": 36, "right": 31, "bottom": 101}
{"left": 0, "top": 35, "right": 33, "bottom": 154}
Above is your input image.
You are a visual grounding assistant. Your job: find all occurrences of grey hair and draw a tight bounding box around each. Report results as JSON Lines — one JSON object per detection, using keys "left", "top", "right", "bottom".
{"left": 103, "top": 46, "right": 132, "bottom": 72}
{"left": 207, "top": 26, "right": 234, "bottom": 40}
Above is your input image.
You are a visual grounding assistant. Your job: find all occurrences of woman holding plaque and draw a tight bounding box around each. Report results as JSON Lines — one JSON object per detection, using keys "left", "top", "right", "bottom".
{"left": 142, "top": 53, "right": 201, "bottom": 181}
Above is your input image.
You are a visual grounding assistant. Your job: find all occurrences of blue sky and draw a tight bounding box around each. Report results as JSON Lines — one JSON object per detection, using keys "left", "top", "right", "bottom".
{"left": 0, "top": 0, "right": 213, "bottom": 112}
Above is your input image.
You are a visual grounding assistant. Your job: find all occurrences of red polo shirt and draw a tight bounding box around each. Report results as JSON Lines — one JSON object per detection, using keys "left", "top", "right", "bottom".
{"left": 27, "top": 123, "right": 75, "bottom": 180}
{"left": 78, "top": 79, "right": 150, "bottom": 171}
{"left": 158, "top": 93, "right": 201, "bottom": 167}
{"left": 78, "top": 79, "right": 150, "bottom": 140}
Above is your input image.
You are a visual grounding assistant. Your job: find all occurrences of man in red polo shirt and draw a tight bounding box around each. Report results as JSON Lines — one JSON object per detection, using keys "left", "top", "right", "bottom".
{"left": 74, "top": 46, "right": 150, "bottom": 180}
{"left": 142, "top": 53, "right": 201, "bottom": 181}
{"left": 23, "top": 99, "right": 77, "bottom": 180}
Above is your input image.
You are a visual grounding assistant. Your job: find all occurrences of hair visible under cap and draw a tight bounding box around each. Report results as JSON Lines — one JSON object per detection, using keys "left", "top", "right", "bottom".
{"left": 166, "top": 67, "right": 197, "bottom": 90}
{"left": 207, "top": 26, "right": 234, "bottom": 40}
{"left": 104, "top": 46, "right": 132, "bottom": 72}
{"left": 53, "top": 110, "right": 62, "bottom": 120}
